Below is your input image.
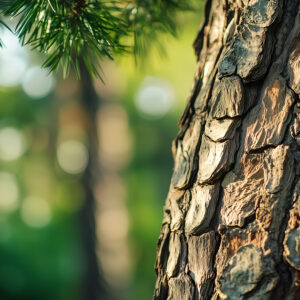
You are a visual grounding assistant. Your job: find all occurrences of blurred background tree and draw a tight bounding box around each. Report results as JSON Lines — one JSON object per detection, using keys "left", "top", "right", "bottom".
{"left": 0, "top": 1, "right": 203, "bottom": 300}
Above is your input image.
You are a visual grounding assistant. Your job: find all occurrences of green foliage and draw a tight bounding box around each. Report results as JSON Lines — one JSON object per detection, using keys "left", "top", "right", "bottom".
{"left": 0, "top": 0, "right": 195, "bottom": 78}
{"left": 121, "top": 0, "right": 191, "bottom": 59}
{"left": 1, "top": 0, "right": 128, "bottom": 78}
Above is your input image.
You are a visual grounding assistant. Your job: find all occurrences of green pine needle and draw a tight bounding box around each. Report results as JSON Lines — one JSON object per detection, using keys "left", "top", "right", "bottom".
{"left": 0, "top": 0, "right": 197, "bottom": 78}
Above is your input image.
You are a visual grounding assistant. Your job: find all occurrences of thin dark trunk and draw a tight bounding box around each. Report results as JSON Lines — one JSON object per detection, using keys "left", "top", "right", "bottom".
{"left": 78, "top": 63, "right": 109, "bottom": 300}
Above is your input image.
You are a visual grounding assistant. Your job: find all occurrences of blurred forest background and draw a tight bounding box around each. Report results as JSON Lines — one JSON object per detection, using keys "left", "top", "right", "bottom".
{"left": 0, "top": 5, "right": 203, "bottom": 300}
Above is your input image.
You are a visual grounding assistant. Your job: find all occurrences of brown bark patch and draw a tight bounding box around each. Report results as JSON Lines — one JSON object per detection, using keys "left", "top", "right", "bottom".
{"left": 244, "top": 76, "right": 294, "bottom": 152}
{"left": 227, "top": 235, "right": 245, "bottom": 256}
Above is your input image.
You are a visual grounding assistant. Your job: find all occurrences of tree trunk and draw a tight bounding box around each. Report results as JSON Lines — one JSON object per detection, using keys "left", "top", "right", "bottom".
{"left": 78, "top": 63, "right": 110, "bottom": 300}
{"left": 153, "top": 0, "right": 300, "bottom": 299}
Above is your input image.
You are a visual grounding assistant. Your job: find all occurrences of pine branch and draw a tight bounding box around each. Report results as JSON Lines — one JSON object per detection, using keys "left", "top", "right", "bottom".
{"left": 1, "top": 0, "right": 128, "bottom": 78}
{"left": 0, "top": 0, "right": 198, "bottom": 78}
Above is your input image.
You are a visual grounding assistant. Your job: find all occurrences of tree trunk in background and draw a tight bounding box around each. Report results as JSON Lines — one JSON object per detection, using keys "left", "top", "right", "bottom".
{"left": 154, "top": 0, "right": 300, "bottom": 299}
{"left": 78, "top": 64, "right": 109, "bottom": 300}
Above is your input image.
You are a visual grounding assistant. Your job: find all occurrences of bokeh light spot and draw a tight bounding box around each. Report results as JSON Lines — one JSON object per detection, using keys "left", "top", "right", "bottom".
{"left": 0, "top": 127, "right": 26, "bottom": 161}
{"left": 135, "top": 77, "right": 174, "bottom": 118}
{"left": 22, "top": 66, "right": 54, "bottom": 98}
{"left": 0, "top": 55, "right": 27, "bottom": 87}
{"left": 57, "top": 140, "right": 88, "bottom": 174}
{"left": 99, "top": 209, "right": 129, "bottom": 242}
{"left": 98, "top": 104, "right": 132, "bottom": 170}
{"left": 0, "top": 29, "right": 28, "bottom": 87}
{"left": 0, "top": 172, "right": 19, "bottom": 213}
{"left": 21, "top": 196, "right": 51, "bottom": 227}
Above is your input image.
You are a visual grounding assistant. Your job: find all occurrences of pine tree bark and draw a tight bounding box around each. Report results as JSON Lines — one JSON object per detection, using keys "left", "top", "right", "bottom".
{"left": 154, "top": 0, "right": 300, "bottom": 299}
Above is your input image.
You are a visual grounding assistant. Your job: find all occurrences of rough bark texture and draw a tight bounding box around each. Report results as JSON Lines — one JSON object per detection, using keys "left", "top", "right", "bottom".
{"left": 154, "top": 0, "right": 300, "bottom": 299}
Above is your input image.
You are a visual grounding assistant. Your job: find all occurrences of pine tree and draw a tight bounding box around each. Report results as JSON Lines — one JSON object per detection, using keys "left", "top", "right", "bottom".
{"left": 153, "top": 0, "right": 300, "bottom": 299}
{"left": 2, "top": 1, "right": 299, "bottom": 299}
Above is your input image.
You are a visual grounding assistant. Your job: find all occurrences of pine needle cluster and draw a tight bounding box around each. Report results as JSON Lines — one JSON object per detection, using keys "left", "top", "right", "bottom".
{"left": 0, "top": 0, "right": 193, "bottom": 78}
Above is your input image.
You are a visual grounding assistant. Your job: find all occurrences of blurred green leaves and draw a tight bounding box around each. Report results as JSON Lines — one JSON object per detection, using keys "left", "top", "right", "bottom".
{"left": 0, "top": 0, "right": 195, "bottom": 78}
{"left": 0, "top": 86, "right": 85, "bottom": 300}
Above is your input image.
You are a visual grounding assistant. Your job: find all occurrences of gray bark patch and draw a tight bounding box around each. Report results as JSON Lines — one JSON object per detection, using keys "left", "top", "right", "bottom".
{"left": 218, "top": 245, "right": 278, "bottom": 299}
{"left": 167, "top": 273, "right": 194, "bottom": 300}
{"left": 188, "top": 232, "right": 216, "bottom": 299}
{"left": 210, "top": 76, "right": 245, "bottom": 119}
{"left": 197, "top": 134, "right": 238, "bottom": 184}
{"left": 219, "top": 0, "right": 281, "bottom": 81}
{"left": 172, "top": 116, "right": 204, "bottom": 189}
{"left": 185, "top": 183, "right": 220, "bottom": 234}
{"left": 287, "top": 41, "right": 300, "bottom": 95}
